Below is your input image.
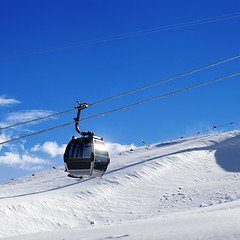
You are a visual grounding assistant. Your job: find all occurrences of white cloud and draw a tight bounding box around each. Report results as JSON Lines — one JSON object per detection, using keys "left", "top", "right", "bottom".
{"left": 0, "top": 109, "right": 55, "bottom": 131}
{"left": 2, "top": 109, "right": 54, "bottom": 125}
{"left": 0, "top": 96, "right": 20, "bottom": 107}
{"left": 31, "top": 141, "right": 66, "bottom": 157}
{"left": 105, "top": 142, "right": 136, "bottom": 155}
{"left": 31, "top": 140, "right": 136, "bottom": 157}
{"left": 0, "top": 133, "right": 51, "bottom": 170}
{"left": 0, "top": 152, "right": 50, "bottom": 170}
{"left": 0, "top": 132, "right": 12, "bottom": 150}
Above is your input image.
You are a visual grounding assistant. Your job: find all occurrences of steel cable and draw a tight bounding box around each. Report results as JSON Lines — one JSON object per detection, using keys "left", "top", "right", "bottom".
{"left": 1, "top": 55, "right": 239, "bottom": 131}
{"left": 1, "top": 12, "right": 240, "bottom": 60}
{"left": 0, "top": 72, "right": 239, "bottom": 146}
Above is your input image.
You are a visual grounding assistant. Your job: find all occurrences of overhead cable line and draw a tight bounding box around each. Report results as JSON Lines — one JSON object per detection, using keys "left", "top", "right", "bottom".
{"left": 1, "top": 12, "right": 240, "bottom": 60}
{"left": 0, "top": 72, "right": 239, "bottom": 146}
{"left": 88, "top": 55, "right": 240, "bottom": 106}
{"left": 1, "top": 55, "right": 239, "bottom": 131}
{"left": 0, "top": 109, "right": 76, "bottom": 131}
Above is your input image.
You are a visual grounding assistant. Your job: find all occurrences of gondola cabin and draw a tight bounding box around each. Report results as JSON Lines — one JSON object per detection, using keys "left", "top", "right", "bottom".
{"left": 64, "top": 132, "right": 110, "bottom": 178}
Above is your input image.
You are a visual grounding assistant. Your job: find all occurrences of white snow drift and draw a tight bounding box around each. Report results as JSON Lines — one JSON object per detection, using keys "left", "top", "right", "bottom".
{"left": 1, "top": 130, "right": 240, "bottom": 239}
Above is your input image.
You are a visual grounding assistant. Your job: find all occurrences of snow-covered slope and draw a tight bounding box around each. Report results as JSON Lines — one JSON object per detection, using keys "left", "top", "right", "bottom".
{"left": 1, "top": 131, "right": 240, "bottom": 239}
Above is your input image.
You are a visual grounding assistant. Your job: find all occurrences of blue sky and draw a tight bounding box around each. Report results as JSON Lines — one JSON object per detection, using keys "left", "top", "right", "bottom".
{"left": 0, "top": 0, "right": 240, "bottom": 182}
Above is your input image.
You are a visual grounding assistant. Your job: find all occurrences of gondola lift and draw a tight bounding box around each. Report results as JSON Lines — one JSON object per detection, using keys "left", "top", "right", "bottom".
{"left": 64, "top": 102, "right": 110, "bottom": 178}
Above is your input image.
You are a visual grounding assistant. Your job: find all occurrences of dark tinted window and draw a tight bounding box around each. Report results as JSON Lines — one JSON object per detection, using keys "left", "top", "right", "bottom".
{"left": 94, "top": 155, "right": 109, "bottom": 172}
{"left": 67, "top": 141, "right": 92, "bottom": 159}
{"left": 94, "top": 140, "right": 109, "bottom": 172}
{"left": 94, "top": 140, "right": 109, "bottom": 157}
{"left": 82, "top": 146, "right": 92, "bottom": 158}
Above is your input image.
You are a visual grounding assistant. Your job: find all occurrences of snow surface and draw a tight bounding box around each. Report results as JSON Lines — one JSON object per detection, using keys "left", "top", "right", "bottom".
{"left": 1, "top": 131, "right": 240, "bottom": 239}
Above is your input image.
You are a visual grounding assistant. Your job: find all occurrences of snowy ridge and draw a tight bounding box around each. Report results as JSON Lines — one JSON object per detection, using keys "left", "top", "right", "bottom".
{"left": 1, "top": 131, "right": 240, "bottom": 239}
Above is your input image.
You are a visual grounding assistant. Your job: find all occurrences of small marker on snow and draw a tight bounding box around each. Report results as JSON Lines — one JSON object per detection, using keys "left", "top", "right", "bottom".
{"left": 141, "top": 138, "right": 152, "bottom": 157}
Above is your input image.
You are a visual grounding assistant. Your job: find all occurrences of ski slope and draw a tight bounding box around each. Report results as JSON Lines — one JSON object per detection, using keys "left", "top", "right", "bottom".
{"left": 1, "top": 131, "right": 240, "bottom": 239}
